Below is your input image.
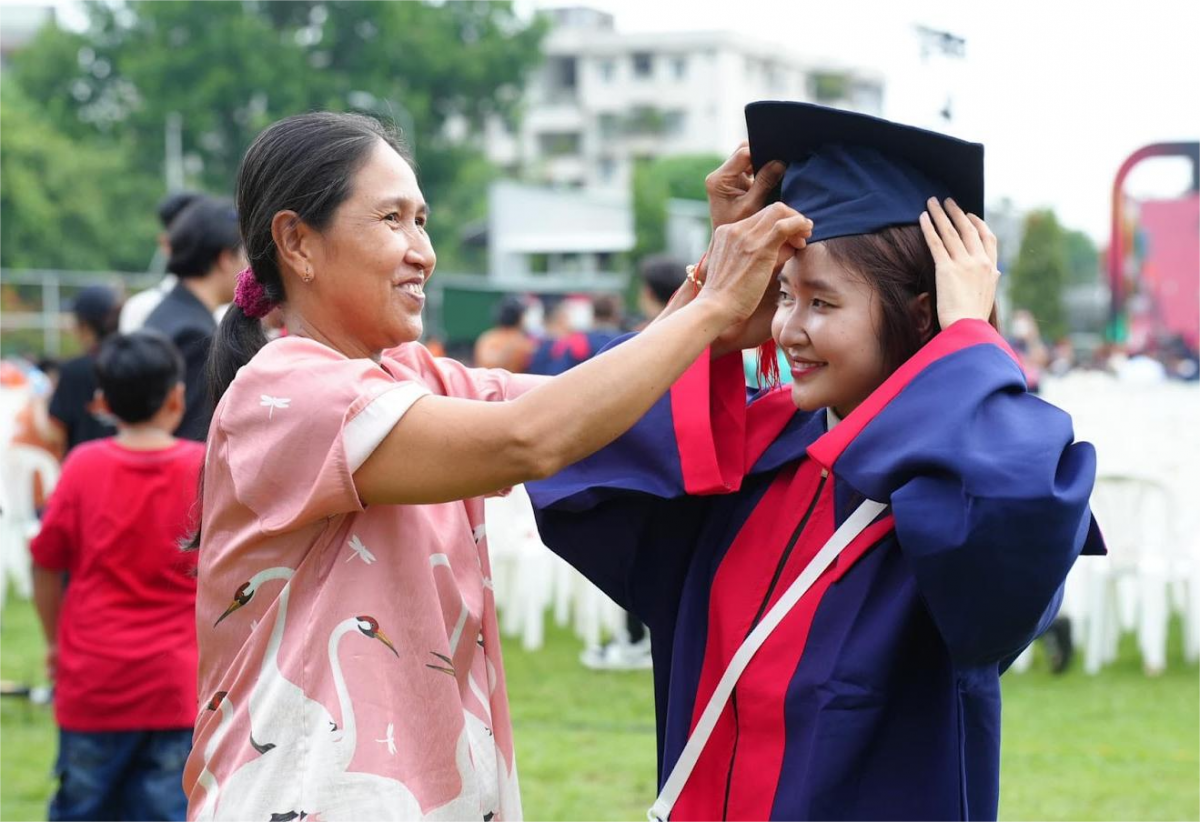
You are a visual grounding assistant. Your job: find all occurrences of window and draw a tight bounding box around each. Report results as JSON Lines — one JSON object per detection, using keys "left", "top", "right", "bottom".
{"left": 547, "top": 57, "right": 577, "bottom": 102}
{"left": 627, "top": 106, "right": 666, "bottom": 135}
{"left": 663, "top": 110, "right": 686, "bottom": 136}
{"left": 632, "top": 52, "right": 654, "bottom": 78}
{"left": 597, "top": 156, "right": 618, "bottom": 182}
{"left": 538, "top": 132, "right": 581, "bottom": 157}
{"left": 671, "top": 56, "right": 687, "bottom": 81}
{"left": 597, "top": 113, "right": 621, "bottom": 139}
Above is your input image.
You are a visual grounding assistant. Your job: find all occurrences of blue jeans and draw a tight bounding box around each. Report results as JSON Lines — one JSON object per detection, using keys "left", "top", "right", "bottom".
{"left": 49, "top": 729, "right": 191, "bottom": 821}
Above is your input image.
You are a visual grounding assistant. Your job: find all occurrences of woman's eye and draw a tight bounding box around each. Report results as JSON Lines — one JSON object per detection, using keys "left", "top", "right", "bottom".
{"left": 383, "top": 212, "right": 400, "bottom": 224}
{"left": 776, "top": 291, "right": 793, "bottom": 306}
{"left": 811, "top": 298, "right": 831, "bottom": 309}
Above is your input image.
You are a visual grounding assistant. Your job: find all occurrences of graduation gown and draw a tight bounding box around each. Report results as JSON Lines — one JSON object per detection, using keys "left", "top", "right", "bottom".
{"left": 527, "top": 319, "right": 1104, "bottom": 821}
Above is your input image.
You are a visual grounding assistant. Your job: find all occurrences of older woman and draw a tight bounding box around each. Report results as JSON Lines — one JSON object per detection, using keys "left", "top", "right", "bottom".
{"left": 182, "top": 111, "right": 810, "bottom": 821}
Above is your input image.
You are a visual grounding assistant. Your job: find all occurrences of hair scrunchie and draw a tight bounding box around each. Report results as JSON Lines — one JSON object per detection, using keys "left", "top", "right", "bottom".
{"left": 234, "top": 267, "right": 276, "bottom": 319}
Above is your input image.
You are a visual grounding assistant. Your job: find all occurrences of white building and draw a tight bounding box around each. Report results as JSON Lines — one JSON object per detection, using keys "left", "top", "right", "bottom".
{"left": 484, "top": 6, "right": 885, "bottom": 191}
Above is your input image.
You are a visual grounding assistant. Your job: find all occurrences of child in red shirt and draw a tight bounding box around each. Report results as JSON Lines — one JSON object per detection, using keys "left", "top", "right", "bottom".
{"left": 32, "top": 331, "right": 204, "bottom": 822}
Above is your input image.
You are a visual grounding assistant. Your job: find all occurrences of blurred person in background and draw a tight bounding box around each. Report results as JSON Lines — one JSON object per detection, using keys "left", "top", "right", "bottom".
{"left": 527, "top": 295, "right": 595, "bottom": 375}
{"left": 120, "top": 190, "right": 203, "bottom": 333}
{"left": 46, "top": 285, "right": 121, "bottom": 456}
{"left": 1006, "top": 308, "right": 1050, "bottom": 394}
{"left": 474, "top": 295, "right": 535, "bottom": 372}
{"left": 31, "top": 331, "right": 203, "bottom": 822}
{"left": 8, "top": 357, "right": 64, "bottom": 510}
{"left": 144, "top": 196, "right": 244, "bottom": 441}
{"left": 634, "top": 254, "right": 688, "bottom": 331}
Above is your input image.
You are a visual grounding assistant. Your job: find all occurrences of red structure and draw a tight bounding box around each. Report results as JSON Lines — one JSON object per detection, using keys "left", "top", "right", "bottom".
{"left": 1108, "top": 142, "right": 1200, "bottom": 349}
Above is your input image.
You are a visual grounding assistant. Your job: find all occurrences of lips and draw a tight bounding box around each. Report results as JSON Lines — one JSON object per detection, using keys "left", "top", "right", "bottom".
{"left": 789, "top": 359, "right": 826, "bottom": 379}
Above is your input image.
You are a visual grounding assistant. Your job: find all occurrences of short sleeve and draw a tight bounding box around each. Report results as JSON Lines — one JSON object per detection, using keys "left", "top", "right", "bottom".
{"left": 30, "top": 456, "right": 80, "bottom": 571}
{"left": 219, "top": 339, "right": 430, "bottom": 532}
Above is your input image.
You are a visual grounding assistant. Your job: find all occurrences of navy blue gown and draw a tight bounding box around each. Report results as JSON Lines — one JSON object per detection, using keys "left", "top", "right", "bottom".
{"left": 527, "top": 319, "right": 1104, "bottom": 821}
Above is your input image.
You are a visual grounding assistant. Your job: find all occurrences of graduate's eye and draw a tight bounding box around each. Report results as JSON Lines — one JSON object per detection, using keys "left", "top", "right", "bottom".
{"left": 811, "top": 298, "right": 833, "bottom": 309}
{"left": 776, "top": 289, "right": 794, "bottom": 306}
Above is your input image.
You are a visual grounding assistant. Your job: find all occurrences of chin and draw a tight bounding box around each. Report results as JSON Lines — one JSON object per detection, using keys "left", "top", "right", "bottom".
{"left": 789, "top": 385, "right": 825, "bottom": 412}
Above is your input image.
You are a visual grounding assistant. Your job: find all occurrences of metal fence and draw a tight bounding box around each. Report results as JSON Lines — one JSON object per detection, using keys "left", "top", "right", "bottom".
{"left": 1, "top": 269, "right": 162, "bottom": 357}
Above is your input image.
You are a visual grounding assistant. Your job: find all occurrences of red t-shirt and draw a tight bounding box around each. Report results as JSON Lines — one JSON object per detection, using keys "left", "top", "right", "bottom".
{"left": 31, "top": 438, "right": 205, "bottom": 731}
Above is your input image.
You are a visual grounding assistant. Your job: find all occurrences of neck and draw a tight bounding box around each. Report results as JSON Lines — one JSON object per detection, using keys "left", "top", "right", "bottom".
{"left": 281, "top": 307, "right": 381, "bottom": 362}
{"left": 115, "top": 424, "right": 176, "bottom": 450}
{"left": 182, "top": 276, "right": 224, "bottom": 313}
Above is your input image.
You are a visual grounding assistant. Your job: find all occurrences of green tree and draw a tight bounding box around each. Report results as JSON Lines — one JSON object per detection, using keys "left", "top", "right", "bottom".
{"left": 7, "top": 1, "right": 547, "bottom": 269}
{"left": 1009, "top": 209, "right": 1069, "bottom": 341}
{"left": 0, "top": 76, "right": 158, "bottom": 271}
{"left": 1063, "top": 228, "right": 1100, "bottom": 285}
{"left": 631, "top": 153, "right": 723, "bottom": 261}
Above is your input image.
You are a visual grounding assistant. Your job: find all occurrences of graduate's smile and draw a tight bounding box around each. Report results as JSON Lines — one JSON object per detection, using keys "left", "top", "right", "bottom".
{"left": 788, "top": 358, "right": 826, "bottom": 379}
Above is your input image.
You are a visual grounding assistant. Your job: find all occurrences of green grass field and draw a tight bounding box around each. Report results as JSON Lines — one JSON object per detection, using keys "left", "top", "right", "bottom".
{"left": 2, "top": 591, "right": 1197, "bottom": 821}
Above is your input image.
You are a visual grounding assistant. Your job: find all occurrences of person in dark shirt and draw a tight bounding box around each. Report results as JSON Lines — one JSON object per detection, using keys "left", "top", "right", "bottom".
{"left": 144, "top": 196, "right": 244, "bottom": 441}
{"left": 47, "top": 285, "right": 121, "bottom": 454}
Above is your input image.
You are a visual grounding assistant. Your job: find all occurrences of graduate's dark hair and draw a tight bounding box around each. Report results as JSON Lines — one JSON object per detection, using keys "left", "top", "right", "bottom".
{"left": 95, "top": 331, "right": 185, "bottom": 424}
{"left": 825, "top": 225, "right": 940, "bottom": 374}
{"left": 757, "top": 224, "right": 999, "bottom": 385}
{"left": 186, "top": 111, "right": 411, "bottom": 552}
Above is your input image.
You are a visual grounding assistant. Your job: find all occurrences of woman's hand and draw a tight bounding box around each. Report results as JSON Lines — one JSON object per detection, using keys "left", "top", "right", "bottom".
{"left": 706, "top": 142, "right": 787, "bottom": 229}
{"left": 698, "top": 202, "right": 812, "bottom": 324}
{"left": 919, "top": 198, "right": 1000, "bottom": 329}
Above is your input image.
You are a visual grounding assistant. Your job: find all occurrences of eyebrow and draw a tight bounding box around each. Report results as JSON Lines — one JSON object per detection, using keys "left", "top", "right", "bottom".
{"left": 800, "top": 276, "right": 840, "bottom": 293}
{"left": 373, "top": 196, "right": 429, "bottom": 216}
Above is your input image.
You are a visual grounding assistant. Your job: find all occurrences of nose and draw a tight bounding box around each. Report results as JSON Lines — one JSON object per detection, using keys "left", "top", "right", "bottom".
{"left": 405, "top": 233, "right": 436, "bottom": 280}
{"left": 775, "top": 304, "right": 810, "bottom": 351}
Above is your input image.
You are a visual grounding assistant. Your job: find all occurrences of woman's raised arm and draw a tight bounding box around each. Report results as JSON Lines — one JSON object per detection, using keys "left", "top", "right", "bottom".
{"left": 355, "top": 204, "right": 812, "bottom": 505}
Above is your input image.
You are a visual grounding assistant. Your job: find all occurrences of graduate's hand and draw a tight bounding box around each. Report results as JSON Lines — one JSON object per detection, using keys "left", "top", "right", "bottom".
{"left": 706, "top": 142, "right": 787, "bottom": 229}
{"left": 697, "top": 202, "right": 812, "bottom": 323}
{"left": 920, "top": 197, "right": 1000, "bottom": 329}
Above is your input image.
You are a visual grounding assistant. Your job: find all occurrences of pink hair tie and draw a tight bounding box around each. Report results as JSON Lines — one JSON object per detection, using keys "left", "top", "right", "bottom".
{"left": 234, "top": 267, "right": 276, "bottom": 319}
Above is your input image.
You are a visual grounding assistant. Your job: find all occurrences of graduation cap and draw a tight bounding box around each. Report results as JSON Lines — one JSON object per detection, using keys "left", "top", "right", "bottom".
{"left": 746, "top": 101, "right": 984, "bottom": 243}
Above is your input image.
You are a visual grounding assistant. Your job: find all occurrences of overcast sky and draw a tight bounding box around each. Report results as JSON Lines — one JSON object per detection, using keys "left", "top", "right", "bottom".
{"left": 519, "top": 0, "right": 1200, "bottom": 245}
{"left": 47, "top": 0, "right": 1200, "bottom": 245}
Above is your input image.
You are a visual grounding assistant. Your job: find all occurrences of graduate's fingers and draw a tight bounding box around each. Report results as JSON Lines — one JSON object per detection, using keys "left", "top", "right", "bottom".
{"left": 967, "top": 213, "right": 1000, "bottom": 268}
{"left": 945, "top": 199, "right": 984, "bottom": 256}
{"left": 919, "top": 211, "right": 951, "bottom": 267}
{"left": 926, "top": 197, "right": 969, "bottom": 259}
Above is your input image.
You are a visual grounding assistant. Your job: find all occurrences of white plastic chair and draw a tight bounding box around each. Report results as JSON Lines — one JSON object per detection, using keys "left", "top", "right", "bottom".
{"left": 1081, "top": 474, "right": 1173, "bottom": 675}
{"left": 0, "top": 443, "right": 61, "bottom": 618}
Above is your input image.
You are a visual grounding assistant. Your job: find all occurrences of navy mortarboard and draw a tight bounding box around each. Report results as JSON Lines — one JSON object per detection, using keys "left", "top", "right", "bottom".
{"left": 746, "top": 101, "right": 984, "bottom": 243}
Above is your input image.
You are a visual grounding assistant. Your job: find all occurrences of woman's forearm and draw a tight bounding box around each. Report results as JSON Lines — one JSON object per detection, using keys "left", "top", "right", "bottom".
{"left": 356, "top": 297, "right": 733, "bottom": 505}
{"left": 509, "top": 296, "right": 730, "bottom": 477}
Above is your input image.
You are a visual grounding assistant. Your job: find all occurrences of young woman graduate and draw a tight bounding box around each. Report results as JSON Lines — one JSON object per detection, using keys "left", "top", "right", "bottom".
{"left": 527, "top": 102, "right": 1105, "bottom": 822}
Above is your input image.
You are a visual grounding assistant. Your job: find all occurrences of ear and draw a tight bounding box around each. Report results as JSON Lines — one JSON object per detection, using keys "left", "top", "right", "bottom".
{"left": 271, "top": 210, "right": 317, "bottom": 283}
{"left": 911, "top": 292, "right": 934, "bottom": 340}
{"left": 167, "top": 382, "right": 186, "bottom": 413}
{"left": 93, "top": 389, "right": 112, "bottom": 417}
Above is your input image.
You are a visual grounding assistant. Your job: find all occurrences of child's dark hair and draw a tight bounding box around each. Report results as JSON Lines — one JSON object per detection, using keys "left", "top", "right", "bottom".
{"left": 95, "top": 331, "right": 185, "bottom": 424}
{"left": 167, "top": 196, "right": 242, "bottom": 279}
